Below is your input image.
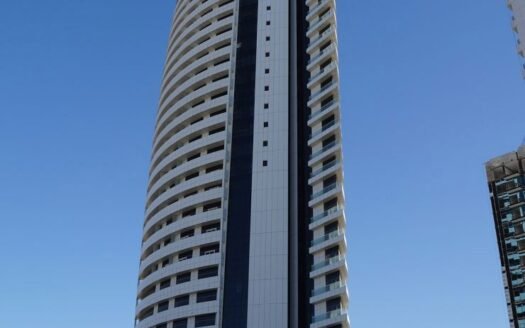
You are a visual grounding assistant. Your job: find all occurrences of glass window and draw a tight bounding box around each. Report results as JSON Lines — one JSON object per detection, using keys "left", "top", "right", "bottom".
{"left": 174, "top": 295, "right": 189, "bottom": 308}
{"left": 199, "top": 266, "right": 219, "bottom": 279}
{"left": 195, "top": 313, "right": 216, "bottom": 327}
{"left": 197, "top": 289, "right": 217, "bottom": 303}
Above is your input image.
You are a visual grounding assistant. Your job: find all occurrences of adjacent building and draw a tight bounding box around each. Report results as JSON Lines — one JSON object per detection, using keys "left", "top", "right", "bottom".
{"left": 508, "top": 0, "right": 525, "bottom": 76}
{"left": 486, "top": 145, "right": 525, "bottom": 328}
{"left": 135, "top": 1, "right": 349, "bottom": 328}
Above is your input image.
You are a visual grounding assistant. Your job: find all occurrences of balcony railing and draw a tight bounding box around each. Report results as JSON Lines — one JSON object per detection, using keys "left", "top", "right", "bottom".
{"left": 310, "top": 206, "right": 342, "bottom": 223}
{"left": 310, "top": 159, "right": 338, "bottom": 178}
{"left": 309, "top": 81, "right": 335, "bottom": 101}
{"left": 310, "top": 183, "right": 338, "bottom": 200}
{"left": 310, "top": 140, "right": 337, "bottom": 160}
{"left": 311, "top": 229, "right": 344, "bottom": 246}
{"left": 307, "top": 44, "right": 336, "bottom": 65}
{"left": 308, "top": 62, "right": 337, "bottom": 82}
{"left": 307, "top": 0, "right": 329, "bottom": 15}
{"left": 309, "top": 99, "right": 336, "bottom": 120}
{"left": 312, "top": 309, "right": 347, "bottom": 323}
{"left": 308, "top": 26, "right": 335, "bottom": 47}
{"left": 310, "top": 120, "right": 336, "bottom": 139}
{"left": 308, "top": 9, "right": 333, "bottom": 33}
{"left": 311, "top": 254, "right": 344, "bottom": 271}
{"left": 311, "top": 280, "right": 346, "bottom": 296}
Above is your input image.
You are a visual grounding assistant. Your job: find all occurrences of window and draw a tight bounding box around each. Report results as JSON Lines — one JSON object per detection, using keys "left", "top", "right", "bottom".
{"left": 322, "top": 135, "right": 336, "bottom": 147}
{"left": 325, "top": 221, "right": 339, "bottom": 234}
{"left": 187, "top": 153, "right": 200, "bottom": 161}
{"left": 182, "top": 208, "right": 196, "bottom": 218}
{"left": 157, "top": 300, "right": 169, "bottom": 312}
{"left": 189, "top": 135, "right": 202, "bottom": 143}
{"left": 200, "top": 244, "right": 219, "bottom": 256}
{"left": 266, "top": 21, "right": 271, "bottom": 26}
{"left": 326, "top": 297, "right": 341, "bottom": 312}
{"left": 180, "top": 229, "right": 194, "bottom": 239}
{"left": 161, "top": 258, "right": 170, "bottom": 267}
{"left": 211, "top": 91, "right": 227, "bottom": 99}
{"left": 325, "top": 246, "right": 339, "bottom": 259}
{"left": 210, "top": 108, "right": 227, "bottom": 117}
{"left": 209, "top": 126, "right": 225, "bottom": 135}
{"left": 206, "top": 164, "right": 223, "bottom": 173}
{"left": 140, "top": 307, "right": 154, "bottom": 320}
{"left": 263, "top": 122, "right": 269, "bottom": 127}
{"left": 174, "top": 295, "right": 189, "bottom": 307}
{"left": 197, "top": 289, "right": 217, "bottom": 303}
{"left": 264, "top": 85, "right": 269, "bottom": 91}
{"left": 326, "top": 271, "right": 340, "bottom": 285}
{"left": 266, "top": 5, "right": 271, "bottom": 10}
{"left": 178, "top": 250, "right": 193, "bottom": 261}
{"left": 198, "top": 266, "right": 219, "bottom": 279}
{"left": 156, "top": 324, "right": 168, "bottom": 328}
{"left": 263, "top": 141, "right": 268, "bottom": 147}
{"left": 159, "top": 279, "right": 171, "bottom": 290}
{"left": 265, "top": 52, "right": 270, "bottom": 57}
{"left": 207, "top": 145, "right": 224, "bottom": 154}
{"left": 173, "top": 318, "right": 188, "bottom": 328}
{"left": 265, "top": 68, "right": 270, "bottom": 74}
{"left": 205, "top": 183, "right": 221, "bottom": 191}
{"left": 264, "top": 103, "right": 269, "bottom": 109}
{"left": 202, "top": 222, "right": 220, "bottom": 233}
{"left": 204, "top": 201, "right": 221, "bottom": 212}
{"left": 191, "top": 117, "right": 204, "bottom": 125}
{"left": 142, "top": 285, "right": 156, "bottom": 299}
{"left": 185, "top": 172, "right": 199, "bottom": 180}
{"left": 195, "top": 313, "right": 216, "bottom": 327}
{"left": 176, "top": 272, "right": 191, "bottom": 284}
{"left": 263, "top": 160, "right": 268, "bottom": 167}
{"left": 324, "top": 198, "right": 338, "bottom": 211}
{"left": 266, "top": 36, "right": 271, "bottom": 41}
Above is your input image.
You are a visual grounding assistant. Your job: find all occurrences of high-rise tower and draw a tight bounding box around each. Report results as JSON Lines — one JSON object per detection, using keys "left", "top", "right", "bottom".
{"left": 486, "top": 145, "right": 525, "bottom": 328}
{"left": 135, "top": 1, "right": 349, "bottom": 327}
{"left": 508, "top": 0, "right": 525, "bottom": 77}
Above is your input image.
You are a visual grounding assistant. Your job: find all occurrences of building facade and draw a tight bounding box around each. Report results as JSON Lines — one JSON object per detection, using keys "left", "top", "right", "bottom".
{"left": 508, "top": 0, "right": 525, "bottom": 76}
{"left": 135, "top": 1, "right": 349, "bottom": 328}
{"left": 486, "top": 145, "right": 525, "bottom": 328}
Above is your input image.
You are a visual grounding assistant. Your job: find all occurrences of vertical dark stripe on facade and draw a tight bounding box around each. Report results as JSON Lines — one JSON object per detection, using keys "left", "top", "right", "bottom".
{"left": 489, "top": 183, "right": 519, "bottom": 328}
{"left": 222, "top": 0, "right": 258, "bottom": 327}
{"left": 289, "top": 0, "right": 313, "bottom": 327}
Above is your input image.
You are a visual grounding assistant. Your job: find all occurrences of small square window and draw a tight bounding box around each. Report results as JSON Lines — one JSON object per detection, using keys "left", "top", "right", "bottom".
{"left": 264, "top": 103, "right": 269, "bottom": 109}
{"left": 267, "top": 5, "right": 271, "bottom": 10}
{"left": 265, "top": 52, "right": 270, "bottom": 57}
{"left": 263, "top": 141, "right": 268, "bottom": 147}
{"left": 264, "top": 86, "right": 269, "bottom": 91}
{"left": 266, "top": 21, "right": 271, "bottom": 26}
{"left": 263, "top": 122, "right": 269, "bottom": 127}
{"left": 263, "top": 161, "right": 268, "bottom": 167}
{"left": 266, "top": 36, "right": 270, "bottom": 41}
{"left": 265, "top": 68, "right": 270, "bottom": 74}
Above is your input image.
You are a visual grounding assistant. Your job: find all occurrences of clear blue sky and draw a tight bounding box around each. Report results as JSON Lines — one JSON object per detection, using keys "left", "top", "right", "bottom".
{"left": 0, "top": 1, "right": 523, "bottom": 327}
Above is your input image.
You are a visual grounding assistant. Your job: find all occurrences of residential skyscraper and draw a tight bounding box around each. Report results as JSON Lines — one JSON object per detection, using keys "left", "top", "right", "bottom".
{"left": 135, "top": 1, "right": 349, "bottom": 328}
{"left": 486, "top": 145, "right": 525, "bottom": 328}
{"left": 508, "top": 0, "right": 525, "bottom": 76}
